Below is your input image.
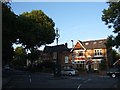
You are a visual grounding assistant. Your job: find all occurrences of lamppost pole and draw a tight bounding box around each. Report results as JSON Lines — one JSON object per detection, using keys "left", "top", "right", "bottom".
{"left": 54, "top": 28, "right": 60, "bottom": 77}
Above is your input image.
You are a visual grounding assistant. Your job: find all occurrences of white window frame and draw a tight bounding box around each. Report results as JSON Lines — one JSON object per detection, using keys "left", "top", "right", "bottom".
{"left": 65, "top": 56, "right": 69, "bottom": 63}
{"left": 94, "top": 49, "right": 103, "bottom": 57}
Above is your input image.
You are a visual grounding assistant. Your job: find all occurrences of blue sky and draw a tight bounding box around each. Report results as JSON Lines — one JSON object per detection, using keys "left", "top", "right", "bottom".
{"left": 11, "top": 2, "right": 113, "bottom": 49}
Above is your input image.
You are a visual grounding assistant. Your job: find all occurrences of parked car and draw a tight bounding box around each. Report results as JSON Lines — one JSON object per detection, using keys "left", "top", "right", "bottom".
{"left": 61, "top": 69, "right": 78, "bottom": 76}
{"left": 107, "top": 67, "right": 120, "bottom": 78}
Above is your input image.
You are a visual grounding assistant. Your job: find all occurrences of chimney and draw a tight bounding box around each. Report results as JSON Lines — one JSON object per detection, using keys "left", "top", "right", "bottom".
{"left": 65, "top": 43, "right": 68, "bottom": 48}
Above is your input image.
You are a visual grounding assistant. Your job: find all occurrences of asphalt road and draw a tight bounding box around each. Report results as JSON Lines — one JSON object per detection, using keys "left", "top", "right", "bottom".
{"left": 2, "top": 70, "right": 119, "bottom": 89}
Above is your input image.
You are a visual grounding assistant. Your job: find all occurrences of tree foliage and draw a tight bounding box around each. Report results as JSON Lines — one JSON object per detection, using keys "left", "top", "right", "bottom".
{"left": 2, "top": 2, "right": 56, "bottom": 64}
{"left": 2, "top": 2, "right": 18, "bottom": 64}
{"left": 13, "top": 47, "right": 27, "bottom": 66}
{"left": 105, "top": 35, "right": 114, "bottom": 49}
{"left": 17, "top": 10, "right": 56, "bottom": 50}
{"left": 111, "top": 49, "right": 120, "bottom": 63}
{"left": 27, "top": 49, "right": 41, "bottom": 62}
{"left": 102, "top": 2, "right": 120, "bottom": 47}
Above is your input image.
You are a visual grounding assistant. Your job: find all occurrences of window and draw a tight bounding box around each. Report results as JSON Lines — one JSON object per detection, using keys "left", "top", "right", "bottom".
{"left": 53, "top": 52, "right": 57, "bottom": 59}
{"left": 99, "top": 41, "right": 103, "bottom": 43}
{"left": 85, "top": 43, "right": 89, "bottom": 45}
{"left": 93, "top": 42, "right": 97, "bottom": 44}
{"left": 65, "top": 56, "right": 69, "bottom": 63}
{"left": 78, "top": 51, "right": 84, "bottom": 56}
{"left": 94, "top": 49, "right": 102, "bottom": 56}
{"left": 80, "top": 61, "right": 85, "bottom": 64}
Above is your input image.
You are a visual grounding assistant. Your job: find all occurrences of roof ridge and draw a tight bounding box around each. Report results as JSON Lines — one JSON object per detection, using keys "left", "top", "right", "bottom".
{"left": 82, "top": 38, "right": 107, "bottom": 43}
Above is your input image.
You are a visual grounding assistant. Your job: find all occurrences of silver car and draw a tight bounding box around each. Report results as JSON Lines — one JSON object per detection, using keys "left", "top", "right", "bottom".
{"left": 61, "top": 69, "right": 78, "bottom": 76}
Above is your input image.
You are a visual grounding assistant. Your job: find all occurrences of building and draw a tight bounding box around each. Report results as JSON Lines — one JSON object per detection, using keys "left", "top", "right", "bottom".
{"left": 71, "top": 39, "right": 107, "bottom": 71}
{"left": 42, "top": 43, "right": 72, "bottom": 69}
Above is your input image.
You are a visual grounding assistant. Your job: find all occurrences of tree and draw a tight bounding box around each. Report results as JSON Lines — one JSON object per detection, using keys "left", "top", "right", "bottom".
{"left": 2, "top": 2, "right": 56, "bottom": 65}
{"left": 2, "top": 2, "right": 18, "bottom": 65}
{"left": 13, "top": 46, "right": 27, "bottom": 67}
{"left": 17, "top": 10, "right": 56, "bottom": 51}
{"left": 105, "top": 35, "right": 114, "bottom": 49}
{"left": 102, "top": 2, "right": 120, "bottom": 47}
{"left": 27, "top": 49, "right": 41, "bottom": 63}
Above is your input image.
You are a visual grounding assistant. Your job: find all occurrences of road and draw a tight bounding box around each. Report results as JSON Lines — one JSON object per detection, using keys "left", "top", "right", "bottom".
{"left": 2, "top": 70, "right": 119, "bottom": 89}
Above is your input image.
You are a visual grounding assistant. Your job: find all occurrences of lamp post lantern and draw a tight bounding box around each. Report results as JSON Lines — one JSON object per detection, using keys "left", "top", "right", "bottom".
{"left": 56, "top": 28, "right": 60, "bottom": 45}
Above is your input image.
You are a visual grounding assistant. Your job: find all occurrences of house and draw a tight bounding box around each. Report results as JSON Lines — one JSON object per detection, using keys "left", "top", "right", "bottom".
{"left": 71, "top": 39, "right": 108, "bottom": 71}
{"left": 42, "top": 43, "right": 72, "bottom": 69}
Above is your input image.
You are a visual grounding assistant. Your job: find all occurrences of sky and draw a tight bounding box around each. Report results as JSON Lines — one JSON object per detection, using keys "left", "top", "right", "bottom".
{"left": 11, "top": 2, "right": 113, "bottom": 50}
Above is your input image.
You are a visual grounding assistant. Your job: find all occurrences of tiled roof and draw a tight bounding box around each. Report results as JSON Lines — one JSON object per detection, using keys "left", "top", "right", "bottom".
{"left": 82, "top": 39, "right": 107, "bottom": 49}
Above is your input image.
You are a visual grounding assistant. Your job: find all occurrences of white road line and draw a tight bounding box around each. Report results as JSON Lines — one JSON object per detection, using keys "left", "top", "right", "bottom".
{"left": 30, "top": 78, "right": 31, "bottom": 83}
{"left": 83, "top": 79, "right": 91, "bottom": 83}
{"left": 77, "top": 84, "right": 82, "bottom": 90}
{"left": 29, "top": 75, "right": 31, "bottom": 83}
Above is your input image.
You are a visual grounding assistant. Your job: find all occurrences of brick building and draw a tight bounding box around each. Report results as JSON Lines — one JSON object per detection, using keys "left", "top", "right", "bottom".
{"left": 42, "top": 43, "right": 72, "bottom": 69}
{"left": 71, "top": 39, "right": 107, "bottom": 71}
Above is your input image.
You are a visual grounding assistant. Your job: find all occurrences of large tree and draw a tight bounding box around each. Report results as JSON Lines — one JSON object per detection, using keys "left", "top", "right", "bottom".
{"left": 102, "top": 2, "right": 120, "bottom": 48}
{"left": 2, "top": 2, "right": 18, "bottom": 65}
{"left": 17, "top": 10, "right": 56, "bottom": 51}
{"left": 2, "top": 2, "right": 56, "bottom": 65}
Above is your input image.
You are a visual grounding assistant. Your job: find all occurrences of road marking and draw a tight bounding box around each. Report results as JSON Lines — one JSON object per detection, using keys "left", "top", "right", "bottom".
{"left": 29, "top": 75, "right": 31, "bottom": 83}
{"left": 83, "top": 79, "right": 91, "bottom": 83}
{"left": 71, "top": 77, "right": 81, "bottom": 80}
{"left": 77, "top": 84, "right": 82, "bottom": 90}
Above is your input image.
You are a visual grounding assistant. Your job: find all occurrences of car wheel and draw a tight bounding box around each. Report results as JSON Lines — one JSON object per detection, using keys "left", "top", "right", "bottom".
{"left": 111, "top": 74, "right": 116, "bottom": 78}
{"left": 68, "top": 73, "right": 72, "bottom": 76}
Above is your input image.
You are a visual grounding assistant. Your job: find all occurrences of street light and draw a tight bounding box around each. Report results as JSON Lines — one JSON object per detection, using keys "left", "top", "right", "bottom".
{"left": 56, "top": 28, "right": 60, "bottom": 45}
{"left": 54, "top": 28, "right": 60, "bottom": 77}
{"left": 56, "top": 28, "right": 60, "bottom": 65}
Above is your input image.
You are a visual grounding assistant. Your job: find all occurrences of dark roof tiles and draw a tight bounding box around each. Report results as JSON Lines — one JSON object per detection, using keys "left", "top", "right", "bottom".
{"left": 44, "top": 44, "right": 70, "bottom": 53}
{"left": 82, "top": 39, "right": 107, "bottom": 49}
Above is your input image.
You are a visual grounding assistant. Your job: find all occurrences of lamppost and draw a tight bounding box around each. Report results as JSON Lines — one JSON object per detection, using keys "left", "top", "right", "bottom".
{"left": 56, "top": 28, "right": 60, "bottom": 45}
{"left": 54, "top": 28, "right": 60, "bottom": 77}
{"left": 56, "top": 28, "right": 60, "bottom": 65}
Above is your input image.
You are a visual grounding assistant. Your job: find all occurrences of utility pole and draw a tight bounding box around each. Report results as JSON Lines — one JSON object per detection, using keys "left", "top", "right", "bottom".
{"left": 54, "top": 28, "right": 60, "bottom": 77}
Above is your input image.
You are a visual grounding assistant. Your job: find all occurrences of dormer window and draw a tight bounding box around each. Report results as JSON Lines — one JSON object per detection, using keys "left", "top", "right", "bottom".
{"left": 85, "top": 43, "right": 89, "bottom": 45}
{"left": 93, "top": 42, "right": 97, "bottom": 44}
{"left": 99, "top": 41, "right": 103, "bottom": 43}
